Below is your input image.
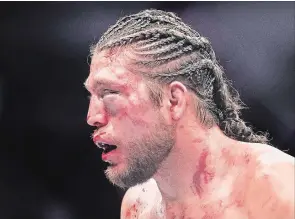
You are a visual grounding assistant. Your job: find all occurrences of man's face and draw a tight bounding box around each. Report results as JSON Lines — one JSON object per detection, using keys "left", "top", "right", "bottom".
{"left": 85, "top": 50, "right": 176, "bottom": 188}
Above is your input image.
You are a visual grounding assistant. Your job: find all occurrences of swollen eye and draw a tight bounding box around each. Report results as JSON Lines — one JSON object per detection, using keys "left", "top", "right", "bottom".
{"left": 102, "top": 89, "right": 119, "bottom": 97}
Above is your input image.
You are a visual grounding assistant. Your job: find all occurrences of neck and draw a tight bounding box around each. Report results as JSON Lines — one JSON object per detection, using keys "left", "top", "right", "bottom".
{"left": 153, "top": 123, "right": 246, "bottom": 206}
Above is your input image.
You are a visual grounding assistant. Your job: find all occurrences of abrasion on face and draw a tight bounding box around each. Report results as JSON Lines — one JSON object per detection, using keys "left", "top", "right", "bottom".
{"left": 87, "top": 50, "right": 177, "bottom": 189}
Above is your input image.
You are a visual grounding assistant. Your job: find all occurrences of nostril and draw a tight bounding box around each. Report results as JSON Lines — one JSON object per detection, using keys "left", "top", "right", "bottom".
{"left": 93, "top": 122, "right": 103, "bottom": 127}
{"left": 87, "top": 116, "right": 99, "bottom": 127}
{"left": 87, "top": 113, "right": 108, "bottom": 127}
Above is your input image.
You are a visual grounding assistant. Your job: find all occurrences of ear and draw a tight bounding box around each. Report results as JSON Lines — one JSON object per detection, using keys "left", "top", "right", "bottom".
{"left": 167, "top": 81, "right": 188, "bottom": 121}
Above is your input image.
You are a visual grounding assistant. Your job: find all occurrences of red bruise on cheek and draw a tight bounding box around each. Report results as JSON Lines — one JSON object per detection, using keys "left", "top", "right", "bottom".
{"left": 118, "top": 104, "right": 151, "bottom": 128}
{"left": 192, "top": 138, "right": 202, "bottom": 144}
{"left": 111, "top": 103, "right": 149, "bottom": 128}
{"left": 117, "top": 108, "right": 129, "bottom": 121}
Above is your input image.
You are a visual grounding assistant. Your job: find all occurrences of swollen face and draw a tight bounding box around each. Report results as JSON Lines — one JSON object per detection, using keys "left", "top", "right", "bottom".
{"left": 86, "top": 51, "right": 176, "bottom": 188}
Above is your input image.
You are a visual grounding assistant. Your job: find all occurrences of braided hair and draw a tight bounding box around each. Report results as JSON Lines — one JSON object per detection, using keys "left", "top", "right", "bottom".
{"left": 90, "top": 9, "right": 269, "bottom": 144}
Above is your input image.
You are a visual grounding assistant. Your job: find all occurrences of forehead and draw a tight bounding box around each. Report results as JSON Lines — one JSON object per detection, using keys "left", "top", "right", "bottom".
{"left": 85, "top": 50, "right": 142, "bottom": 89}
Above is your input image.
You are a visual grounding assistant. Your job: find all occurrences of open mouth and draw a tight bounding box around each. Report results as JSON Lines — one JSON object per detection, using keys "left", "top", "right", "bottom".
{"left": 98, "top": 143, "right": 117, "bottom": 154}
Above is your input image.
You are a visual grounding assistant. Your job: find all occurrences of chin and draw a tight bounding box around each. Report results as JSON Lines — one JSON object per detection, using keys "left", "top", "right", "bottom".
{"left": 105, "top": 162, "right": 152, "bottom": 189}
{"left": 104, "top": 162, "right": 129, "bottom": 188}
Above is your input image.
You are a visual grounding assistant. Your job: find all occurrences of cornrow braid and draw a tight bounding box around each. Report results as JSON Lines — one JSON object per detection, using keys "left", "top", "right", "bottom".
{"left": 113, "top": 18, "right": 153, "bottom": 39}
{"left": 210, "top": 63, "right": 269, "bottom": 143}
{"left": 91, "top": 9, "right": 269, "bottom": 144}
{"left": 99, "top": 15, "right": 137, "bottom": 43}
{"left": 136, "top": 14, "right": 200, "bottom": 37}
{"left": 136, "top": 9, "right": 199, "bottom": 36}
{"left": 137, "top": 39, "right": 186, "bottom": 58}
{"left": 134, "top": 45, "right": 194, "bottom": 68}
{"left": 135, "top": 36, "right": 177, "bottom": 52}
{"left": 152, "top": 59, "right": 215, "bottom": 96}
{"left": 99, "top": 28, "right": 214, "bottom": 60}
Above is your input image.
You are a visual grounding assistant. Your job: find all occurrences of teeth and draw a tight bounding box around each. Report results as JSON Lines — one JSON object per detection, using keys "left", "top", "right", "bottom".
{"left": 95, "top": 142, "right": 107, "bottom": 150}
{"left": 95, "top": 142, "right": 117, "bottom": 153}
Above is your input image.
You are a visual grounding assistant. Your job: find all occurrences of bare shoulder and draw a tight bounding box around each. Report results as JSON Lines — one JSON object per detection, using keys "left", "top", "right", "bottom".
{"left": 120, "top": 178, "right": 161, "bottom": 219}
{"left": 250, "top": 143, "right": 294, "bottom": 179}
{"left": 246, "top": 143, "right": 294, "bottom": 219}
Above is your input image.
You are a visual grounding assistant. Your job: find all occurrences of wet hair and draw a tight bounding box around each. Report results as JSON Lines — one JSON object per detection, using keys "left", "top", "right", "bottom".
{"left": 90, "top": 9, "right": 269, "bottom": 144}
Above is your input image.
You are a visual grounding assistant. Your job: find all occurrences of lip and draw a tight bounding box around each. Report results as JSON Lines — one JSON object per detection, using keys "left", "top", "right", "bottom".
{"left": 92, "top": 134, "right": 113, "bottom": 146}
{"left": 101, "top": 148, "right": 119, "bottom": 161}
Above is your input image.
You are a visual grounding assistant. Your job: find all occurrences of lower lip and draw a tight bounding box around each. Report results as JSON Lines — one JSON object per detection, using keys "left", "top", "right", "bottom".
{"left": 101, "top": 149, "right": 118, "bottom": 161}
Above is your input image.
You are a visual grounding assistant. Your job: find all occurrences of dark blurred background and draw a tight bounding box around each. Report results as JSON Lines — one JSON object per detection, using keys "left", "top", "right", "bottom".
{"left": 0, "top": 2, "right": 294, "bottom": 219}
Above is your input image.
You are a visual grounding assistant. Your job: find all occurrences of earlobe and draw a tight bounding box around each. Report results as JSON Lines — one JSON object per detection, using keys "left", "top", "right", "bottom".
{"left": 168, "top": 82, "right": 187, "bottom": 121}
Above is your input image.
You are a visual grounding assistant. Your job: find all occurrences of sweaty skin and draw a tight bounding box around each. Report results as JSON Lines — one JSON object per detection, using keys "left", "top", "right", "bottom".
{"left": 86, "top": 50, "right": 295, "bottom": 219}
{"left": 122, "top": 145, "right": 294, "bottom": 219}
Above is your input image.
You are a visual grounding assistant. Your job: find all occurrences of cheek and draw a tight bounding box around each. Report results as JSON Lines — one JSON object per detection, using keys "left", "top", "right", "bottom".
{"left": 104, "top": 95, "right": 159, "bottom": 133}
{"left": 104, "top": 94, "right": 151, "bottom": 118}
{"left": 103, "top": 96, "right": 122, "bottom": 116}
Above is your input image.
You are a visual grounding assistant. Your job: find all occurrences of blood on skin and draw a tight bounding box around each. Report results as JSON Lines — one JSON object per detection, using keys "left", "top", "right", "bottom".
{"left": 192, "top": 149, "right": 255, "bottom": 218}
{"left": 234, "top": 193, "right": 246, "bottom": 208}
{"left": 125, "top": 199, "right": 141, "bottom": 218}
{"left": 243, "top": 151, "right": 251, "bottom": 164}
{"left": 228, "top": 160, "right": 254, "bottom": 208}
{"left": 201, "top": 203, "right": 222, "bottom": 219}
{"left": 221, "top": 147, "right": 252, "bottom": 167}
{"left": 166, "top": 211, "right": 177, "bottom": 219}
{"left": 125, "top": 204, "right": 137, "bottom": 218}
{"left": 179, "top": 206, "right": 188, "bottom": 219}
{"left": 192, "top": 149, "right": 215, "bottom": 198}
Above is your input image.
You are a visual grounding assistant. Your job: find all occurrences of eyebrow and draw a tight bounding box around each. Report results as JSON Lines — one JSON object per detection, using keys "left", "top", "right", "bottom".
{"left": 84, "top": 79, "right": 121, "bottom": 93}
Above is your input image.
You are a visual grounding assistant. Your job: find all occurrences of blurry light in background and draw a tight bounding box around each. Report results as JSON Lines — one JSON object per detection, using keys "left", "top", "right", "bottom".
{"left": 42, "top": 201, "right": 74, "bottom": 219}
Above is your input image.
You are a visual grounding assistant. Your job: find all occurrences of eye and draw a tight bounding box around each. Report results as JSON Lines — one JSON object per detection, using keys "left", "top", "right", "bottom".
{"left": 101, "top": 89, "right": 119, "bottom": 97}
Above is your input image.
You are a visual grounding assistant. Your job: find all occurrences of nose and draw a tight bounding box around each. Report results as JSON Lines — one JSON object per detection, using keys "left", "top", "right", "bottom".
{"left": 87, "top": 96, "right": 108, "bottom": 127}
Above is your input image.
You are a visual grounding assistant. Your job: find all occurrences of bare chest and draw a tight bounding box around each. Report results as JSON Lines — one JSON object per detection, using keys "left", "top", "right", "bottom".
{"left": 127, "top": 176, "right": 251, "bottom": 218}
{"left": 133, "top": 199, "right": 249, "bottom": 219}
